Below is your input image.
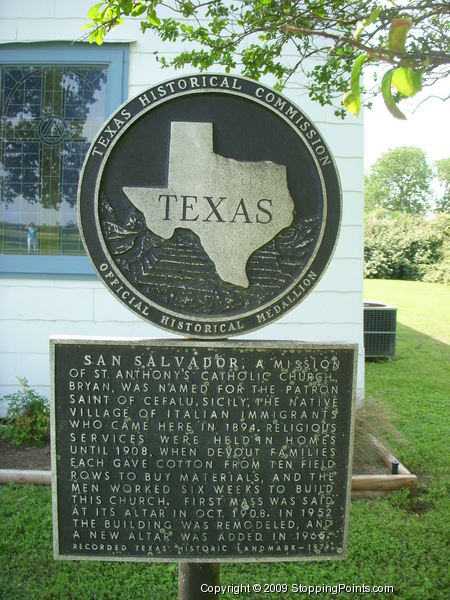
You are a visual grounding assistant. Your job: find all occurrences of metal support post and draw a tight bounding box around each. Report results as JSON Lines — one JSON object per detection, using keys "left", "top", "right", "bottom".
{"left": 178, "top": 562, "right": 220, "bottom": 600}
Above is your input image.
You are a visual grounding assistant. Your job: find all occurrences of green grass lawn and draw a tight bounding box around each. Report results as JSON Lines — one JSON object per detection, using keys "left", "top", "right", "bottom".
{"left": 1, "top": 280, "right": 449, "bottom": 599}
{"left": 364, "top": 279, "right": 450, "bottom": 344}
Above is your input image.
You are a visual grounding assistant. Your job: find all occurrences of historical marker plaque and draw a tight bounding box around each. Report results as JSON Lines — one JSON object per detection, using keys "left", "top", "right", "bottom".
{"left": 51, "top": 339, "right": 356, "bottom": 562}
{"left": 78, "top": 74, "right": 342, "bottom": 337}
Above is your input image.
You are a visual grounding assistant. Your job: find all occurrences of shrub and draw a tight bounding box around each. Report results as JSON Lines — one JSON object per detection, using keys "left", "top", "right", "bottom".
{"left": 422, "top": 213, "right": 450, "bottom": 284}
{"left": 1, "top": 378, "right": 50, "bottom": 446}
{"left": 424, "top": 254, "right": 450, "bottom": 284}
{"left": 364, "top": 211, "right": 449, "bottom": 282}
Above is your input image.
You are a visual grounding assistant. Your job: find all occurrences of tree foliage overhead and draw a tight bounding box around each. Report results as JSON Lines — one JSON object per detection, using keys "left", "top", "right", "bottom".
{"left": 365, "top": 146, "right": 433, "bottom": 213}
{"left": 84, "top": 0, "right": 450, "bottom": 119}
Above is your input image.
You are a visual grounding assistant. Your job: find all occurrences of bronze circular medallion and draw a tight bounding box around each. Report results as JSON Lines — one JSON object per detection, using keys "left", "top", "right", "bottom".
{"left": 78, "top": 74, "right": 342, "bottom": 338}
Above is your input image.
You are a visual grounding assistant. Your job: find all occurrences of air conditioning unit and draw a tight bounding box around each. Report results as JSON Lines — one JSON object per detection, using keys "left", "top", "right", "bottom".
{"left": 364, "top": 301, "right": 397, "bottom": 359}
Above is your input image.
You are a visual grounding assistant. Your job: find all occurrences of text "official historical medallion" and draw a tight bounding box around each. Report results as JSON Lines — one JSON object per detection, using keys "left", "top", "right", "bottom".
{"left": 78, "top": 74, "right": 342, "bottom": 337}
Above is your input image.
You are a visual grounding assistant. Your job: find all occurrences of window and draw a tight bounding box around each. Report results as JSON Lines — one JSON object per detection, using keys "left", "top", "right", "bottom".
{"left": 0, "top": 43, "right": 128, "bottom": 277}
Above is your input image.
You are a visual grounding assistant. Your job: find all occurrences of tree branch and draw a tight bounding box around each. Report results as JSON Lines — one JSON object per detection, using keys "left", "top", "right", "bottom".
{"left": 285, "top": 24, "right": 450, "bottom": 67}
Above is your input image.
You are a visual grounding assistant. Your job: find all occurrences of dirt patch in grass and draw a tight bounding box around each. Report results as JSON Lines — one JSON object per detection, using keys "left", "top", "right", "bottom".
{"left": 0, "top": 439, "right": 51, "bottom": 470}
{"left": 406, "top": 489, "right": 434, "bottom": 515}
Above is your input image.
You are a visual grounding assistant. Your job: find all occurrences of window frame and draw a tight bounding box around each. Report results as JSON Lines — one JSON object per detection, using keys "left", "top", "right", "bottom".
{"left": 0, "top": 42, "right": 129, "bottom": 279}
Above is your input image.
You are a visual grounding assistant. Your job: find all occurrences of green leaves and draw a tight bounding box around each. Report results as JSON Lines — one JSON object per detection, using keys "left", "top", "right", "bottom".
{"left": 381, "top": 67, "right": 423, "bottom": 119}
{"left": 392, "top": 67, "right": 423, "bottom": 97}
{"left": 85, "top": 1, "right": 109, "bottom": 44}
{"left": 147, "top": 6, "right": 161, "bottom": 27}
{"left": 381, "top": 69, "right": 406, "bottom": 119}
{"left": 378, "top": 16, "right": 423, "bottom": 119}
{"left": 381, "top": 13, "right": 421, "bottom": 121}
{"left": 85, "top": 0, "right": 134, "bottom": 44}
{"left": 343, "top": 54, "right": 367, "bottom": 117}
{"left": 1, "top": 377, "right": 50, "bottom": 446}
{"left": 343, "top": 90, "right": 358, "bottom": 116}
{"left": 131, "top": 2, "right": 148, "bottom": 16}
{"left": 88, "top": 28, "right": 105, "bottom": 45}
{"left": 388, "top": 17, "right": 412, "bottom": 53}
{"left": 83, "top": 0, "right": 450, "bottom": 119}
{"left": 119, "top": 0, "right": 133, "bottom": 11}
{"left": 87, "top": 2, "right": 105, "bottom": 20}
{"left": 354, "top": 6, "right": 381, "bottom": 40}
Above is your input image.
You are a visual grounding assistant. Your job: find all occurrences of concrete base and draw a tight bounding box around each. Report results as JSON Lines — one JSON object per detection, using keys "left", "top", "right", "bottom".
{"left": 0, "top": 469, "right": 51, "bottom": 485}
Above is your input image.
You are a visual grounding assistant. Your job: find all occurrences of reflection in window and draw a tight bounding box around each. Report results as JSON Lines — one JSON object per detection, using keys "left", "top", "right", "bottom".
{"left": 0, "top": 65, "right": 107, "bottom": 254}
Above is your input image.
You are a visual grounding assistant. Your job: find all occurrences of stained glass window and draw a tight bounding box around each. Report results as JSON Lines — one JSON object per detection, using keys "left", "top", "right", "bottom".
{"left": 0, "top": 65, "right": 107, "bottom": 255}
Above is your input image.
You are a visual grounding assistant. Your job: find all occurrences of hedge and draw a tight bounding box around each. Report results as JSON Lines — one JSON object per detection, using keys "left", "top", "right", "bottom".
{"left": 364, "top": 211, "right": 449, "bottom": 283}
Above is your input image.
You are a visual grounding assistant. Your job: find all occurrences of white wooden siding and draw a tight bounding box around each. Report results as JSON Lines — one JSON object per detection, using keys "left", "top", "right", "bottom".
{"left": 0, "top": 0, "right": 365, "bottom": 414}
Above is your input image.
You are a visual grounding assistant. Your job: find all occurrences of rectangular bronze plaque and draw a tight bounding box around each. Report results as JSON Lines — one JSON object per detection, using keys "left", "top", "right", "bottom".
{"left": 51, "top": 339, "right": 356, "bottom": 562}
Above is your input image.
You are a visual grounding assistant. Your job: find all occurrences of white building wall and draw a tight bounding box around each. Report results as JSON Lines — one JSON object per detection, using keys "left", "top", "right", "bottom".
{"left": 0, "top": 0, "right": 364, "bottom": 414}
